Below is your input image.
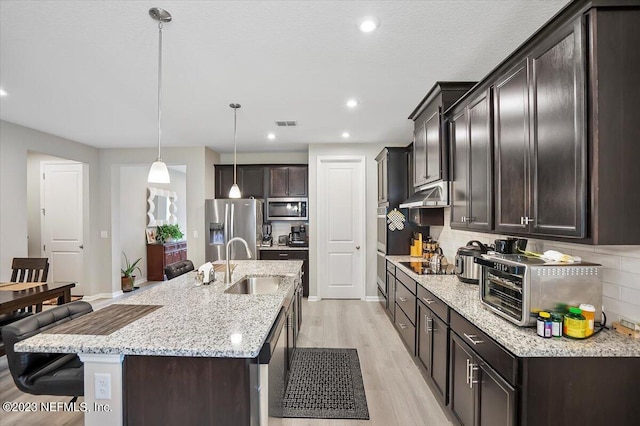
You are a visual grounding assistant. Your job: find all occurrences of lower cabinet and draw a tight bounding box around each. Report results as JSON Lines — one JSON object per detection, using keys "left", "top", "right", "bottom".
{"left": 394, "top": 303, "right": 416, "bottom": 355}
{"left": 417, "top": 299, "right": 449, "bottom": 404}
{"left": 146, "top": 241, "right": 187, "bottom": 281}
{"left": 450, "top": 333, "right": 515, "bottom": 426}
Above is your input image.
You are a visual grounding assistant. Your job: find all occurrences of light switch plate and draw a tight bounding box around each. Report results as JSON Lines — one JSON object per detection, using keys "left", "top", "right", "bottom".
{"left": 100, "top": 231, "right": 108, "bottom": 239}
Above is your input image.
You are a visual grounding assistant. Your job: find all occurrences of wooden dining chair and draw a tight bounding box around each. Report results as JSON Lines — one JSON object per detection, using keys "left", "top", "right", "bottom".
{"left": 10, "top": 258, "right": 50, "bottom": 313}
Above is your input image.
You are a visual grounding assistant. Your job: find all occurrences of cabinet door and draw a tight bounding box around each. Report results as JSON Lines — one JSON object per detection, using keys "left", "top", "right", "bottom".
{"left": 239, "top": 166, "right": 265, "bottom": 199}
{"left": 414, "top": 123, "right": 427, "bottom": 187}
{"left": 431, "top": 312, "right": 448, "bottom": 403}
{"left": 215, "top": 166, "right": 234, "bottom": 198}
{"left": 417, "top": 302, "right": 433, "bottom": 374}
{"left": 478, "top": 361, "right": 516, "bottom": 426}
{"left": 450, "top": 334, "right": 477, "bottom": 426}
{"left": 386, "top": 272, "right": 396, "bottom": 320}
{"left": 468, "top": 90, "right": 493, "bottom": 231}
{"left": 287, "top": 166, "right": 308, "bottom": 196}
{"left": 269, "top": 167, "right": 289, "bottom": 197}
{"left": 529, "top": 20, "right": 586, "bottom": 238}
{"left": 450, "top": 110, "right": 469, "bottom": 229}
{"left": 494, "top": 61, "right": 530, "bottom": 234}
{"left": 377, "top": 156, "right": 388, "bottom": 204}
{"left": 425, "top": 109, "right": 442, "bottom": 183}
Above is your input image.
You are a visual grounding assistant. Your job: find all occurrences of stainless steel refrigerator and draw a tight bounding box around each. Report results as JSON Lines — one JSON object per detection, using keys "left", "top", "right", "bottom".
{"left": 205, "top": 199, "right": 263, "bottom": 262}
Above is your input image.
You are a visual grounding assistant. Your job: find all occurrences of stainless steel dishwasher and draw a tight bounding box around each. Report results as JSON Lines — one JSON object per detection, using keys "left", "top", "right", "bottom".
{"left": 257, "top": 308, "right": 286, "bottom": 425}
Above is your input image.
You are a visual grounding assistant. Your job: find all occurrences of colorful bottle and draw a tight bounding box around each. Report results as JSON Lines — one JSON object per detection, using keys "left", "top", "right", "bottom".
{"left": 537, "top": 311, "right": 551, "bottom": 338}
{"left": 564, "top": 307, "right": 587, "bottom": 338}
{"left": 551, "top": 313, "right": 563, "bottom": 338}
{"left": 579, "top": 304, "right": 596, "bottom": 336}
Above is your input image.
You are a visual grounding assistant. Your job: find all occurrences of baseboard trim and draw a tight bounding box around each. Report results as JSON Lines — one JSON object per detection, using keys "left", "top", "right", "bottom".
{"left": 365, "top": 296, "right": 384, "bottom": 302}
{"left": 82, "top": 291, "right": 123, "bottom": 301}
{"left": 307, "top": 296, "right": 321, "bottom": 302}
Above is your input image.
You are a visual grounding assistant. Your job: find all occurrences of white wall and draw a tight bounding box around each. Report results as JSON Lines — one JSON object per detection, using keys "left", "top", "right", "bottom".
{"left": 432, "top": 209, "right": 640, "bottom": 325}
{"left": 1, "top": 120, "right": 220, "bottom": 297}
{"left": 1, "top": 121, "right": 101, "bottom": 294}
{"left": 118, "top": 166, "right": 187, "bottom": 282}
{"left": 308, "top": 143, "right": 386, "bottom": 299}
{"left": 219, "top": 151, "right": 307, "bottom": 164}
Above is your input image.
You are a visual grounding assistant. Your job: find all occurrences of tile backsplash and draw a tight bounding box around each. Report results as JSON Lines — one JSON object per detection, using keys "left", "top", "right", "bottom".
{"left": 430, "top": 208, "right": 640, "bottom": 326}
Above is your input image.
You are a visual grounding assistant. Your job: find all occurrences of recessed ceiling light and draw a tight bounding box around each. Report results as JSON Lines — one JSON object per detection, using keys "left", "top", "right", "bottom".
{"left": 0, "top": 88, "right": 7, "bottom": 97}
{"left": 359, "top": 17, "right": 379, "bottom": 33}
{"left": 267, "top": 133, "right": 276, "bottom": 140}
{"left": 342, "top": 132, "right": 350, "bottom": 138}
{"left": 346, "top": 99, "right": 358, "bottom": 108}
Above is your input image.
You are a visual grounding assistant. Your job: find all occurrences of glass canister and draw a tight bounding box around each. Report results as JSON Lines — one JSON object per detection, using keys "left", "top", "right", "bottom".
{"left": 563, "top": 307, "right": 587, "bottom": 338}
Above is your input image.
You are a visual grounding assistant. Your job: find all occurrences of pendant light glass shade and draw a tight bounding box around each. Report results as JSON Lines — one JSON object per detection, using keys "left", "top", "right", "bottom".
{"left": 148, "top": 160, "right": 171, "bottom": 183}
{"left": 148, "top": 8, "right": 172, "bottom": 184}
{"left": 229, "top": 103, "right": 242, "bottom": 198}
{"left": 229, "top": 183, "right": 241, "bottom": 199}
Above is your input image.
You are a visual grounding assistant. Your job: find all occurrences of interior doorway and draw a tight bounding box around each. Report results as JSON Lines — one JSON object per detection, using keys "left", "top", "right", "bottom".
{"left": 316, "top": 156, "right": 366, "bottom": 299}
{"left": 27, "top": 152, "right": 86, "bottom": 295}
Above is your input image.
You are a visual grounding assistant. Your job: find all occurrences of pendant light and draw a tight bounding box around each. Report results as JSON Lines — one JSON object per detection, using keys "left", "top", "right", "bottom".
{"left": 147, "top": 7, "right": 172, "bottom": 184}
{"left": 229, "top": 103, "right": 242, "bottom": 198}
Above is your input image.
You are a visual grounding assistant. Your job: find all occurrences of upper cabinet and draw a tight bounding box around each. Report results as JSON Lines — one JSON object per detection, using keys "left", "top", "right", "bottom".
{"left": 494, "top": 20, "right": 586, "bottom": 238}
{"left": 214, "top": 165, "right": 266, "bottom": 199}
{"left": 450, "top": 89, "right": 493, "bottom": 231}
{"left": 409, "top": 82, "right": 476, "bottom": 188}
{"left": 269, "top": 166, "right": 308, "bottom": 197}
{"left": 445, "top": 2, "right": 640, "bottom": 244}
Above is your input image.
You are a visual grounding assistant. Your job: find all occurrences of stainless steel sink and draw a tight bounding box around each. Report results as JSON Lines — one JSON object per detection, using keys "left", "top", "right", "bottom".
{"left": 224, "top": 276, "right": 282, "bottom": 295}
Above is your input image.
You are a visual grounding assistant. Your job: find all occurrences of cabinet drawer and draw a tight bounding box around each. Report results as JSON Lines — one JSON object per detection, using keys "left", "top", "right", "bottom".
{"left": 450, "top": 310, "right": 517, "bottom": 386}
{"left": 394, "top": 303, "right": 416, "bottom": 355}
{"left": 417, "top": 285, "right": 448, "bottom": 323}
{"left": 386, "top": 261, "right": 396, "bottom": 276}
{"left": 395, "top": 268, "right": 416, "bottom": 295}
{"left": 260, "top": 250, "right": 308, "bottom": 261}
{"left": 396, "top": 280, "right": 416, "bottom": 325}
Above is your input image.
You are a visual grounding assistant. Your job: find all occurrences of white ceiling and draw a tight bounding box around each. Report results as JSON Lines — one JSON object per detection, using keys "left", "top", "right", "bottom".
{"left": 0, "top": 0, "right": 569, "bottom": 153}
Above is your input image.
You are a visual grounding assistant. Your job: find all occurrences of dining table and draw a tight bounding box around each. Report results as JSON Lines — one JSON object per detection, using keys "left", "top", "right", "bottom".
{"left": 0, "top": 281, "right": 76, "bottom": 315}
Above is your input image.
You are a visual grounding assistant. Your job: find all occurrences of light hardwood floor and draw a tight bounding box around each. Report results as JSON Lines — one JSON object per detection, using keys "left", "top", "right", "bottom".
{"left": 1, "top": 287, "right": 451, "bottom": 425}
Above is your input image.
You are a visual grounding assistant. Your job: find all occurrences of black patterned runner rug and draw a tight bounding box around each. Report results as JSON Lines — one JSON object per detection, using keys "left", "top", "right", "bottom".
{"left": 282, "top": 347, "right": 370, "bottom": 420}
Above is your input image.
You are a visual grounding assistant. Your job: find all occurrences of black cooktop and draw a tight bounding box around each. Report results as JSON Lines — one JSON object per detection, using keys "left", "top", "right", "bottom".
{"left": 399, "top": 261, "right": 455, "bottom": 276}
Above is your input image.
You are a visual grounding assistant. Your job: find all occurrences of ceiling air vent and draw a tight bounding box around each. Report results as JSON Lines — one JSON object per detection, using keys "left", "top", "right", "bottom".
{"left": 275, "top": 121, "right": 297, "bottom": 127}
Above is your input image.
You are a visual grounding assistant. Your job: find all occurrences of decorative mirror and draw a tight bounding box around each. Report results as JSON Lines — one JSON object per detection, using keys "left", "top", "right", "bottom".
{"left": 147, "top": 187, "right": 177, "bottom": 226}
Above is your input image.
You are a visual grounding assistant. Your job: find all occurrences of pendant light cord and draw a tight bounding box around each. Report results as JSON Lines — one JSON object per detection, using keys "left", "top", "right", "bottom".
{"left": 233, "top": 106, "right": 237, "bottom": 185}
{"left": 157, "top": 21, "right": 163, "bottom": 162}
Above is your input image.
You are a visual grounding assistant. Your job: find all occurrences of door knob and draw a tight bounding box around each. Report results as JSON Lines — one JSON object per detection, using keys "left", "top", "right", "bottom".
{"left": 356, "top": 245, "right": 360, "bottom": 250}
{"left": 79, "top": 244, "right": 84, "bottom": 249}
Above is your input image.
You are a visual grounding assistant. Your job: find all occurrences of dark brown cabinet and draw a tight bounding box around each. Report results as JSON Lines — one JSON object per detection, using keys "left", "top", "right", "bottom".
{"left": 450, "top": 89, "right": 493, "bottom": 231}
{"left": 376, "top": 151, "right": 388, "bottom": 204}
{"left": 494, "top": 20, "right": 585, "bottom": 238}
{"left": 409, "top": 82, "right": 476, "bottom": 188}
{"left": 450, "top": 333, "right": 516, "bottom": 426}
{"left": 417, "top": 299, "right": 449, "bottom": 404}
{"left": 146, "top": 241, "right": 187, "bottom": 281}
{"left": 214, "top": 165, "right": 266, "bottom": 199}
{"left": 269, "top": 166, "right": 308, "bottom": 197}
{"left": 260, "top": 249, "right": 309, "bottom": 297}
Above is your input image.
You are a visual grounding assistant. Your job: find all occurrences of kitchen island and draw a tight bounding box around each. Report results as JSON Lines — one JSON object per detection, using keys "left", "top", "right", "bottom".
{"left": 386, "top": 256, "right": 640, "bottom": 426}
{"left": 15, "top": 260, "right": 303, "bottom": 426}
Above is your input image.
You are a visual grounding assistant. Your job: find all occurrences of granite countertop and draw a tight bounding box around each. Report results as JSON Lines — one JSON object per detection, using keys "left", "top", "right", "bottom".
{"left": 386, "top": 256, "right": 640, "bottom": 358}
{"left": 15, "top": 260, "right": 303, "bottom": 358}
{"left": 259, "top": 245, "right": 308, "bottom": 251}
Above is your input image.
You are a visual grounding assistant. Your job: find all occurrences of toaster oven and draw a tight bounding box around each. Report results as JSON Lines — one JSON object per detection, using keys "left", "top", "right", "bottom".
{"left": 475, "top": 254, "right": 603, "bottom": 326}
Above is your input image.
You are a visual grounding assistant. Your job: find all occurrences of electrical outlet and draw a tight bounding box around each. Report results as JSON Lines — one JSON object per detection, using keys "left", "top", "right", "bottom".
{"left": 193, "top": 230, "right": 198, "bottom": 238}
{"left": 94, "top": 373, "right": 111, "bottom": 400}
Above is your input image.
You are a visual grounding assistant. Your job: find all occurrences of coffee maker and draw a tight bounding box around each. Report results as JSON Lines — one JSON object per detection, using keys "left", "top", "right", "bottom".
{"left": 289, "top": 225, "right": 308, "bottom": 247}
{"left": 261, "top": 223, "right": 273, "bottom": 247}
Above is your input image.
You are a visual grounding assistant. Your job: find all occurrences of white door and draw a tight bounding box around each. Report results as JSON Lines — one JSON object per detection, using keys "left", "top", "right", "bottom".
{"left": 42, "top": 163, "right": 84, "bottom": 294}
{"left": 317, "top": 157, "right": 365, "bottom": 299}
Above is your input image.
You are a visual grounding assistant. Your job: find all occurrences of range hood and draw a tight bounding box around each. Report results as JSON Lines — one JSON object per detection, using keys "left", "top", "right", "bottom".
{"left": 400, "top": 181, "right": 449, "bottom": 208}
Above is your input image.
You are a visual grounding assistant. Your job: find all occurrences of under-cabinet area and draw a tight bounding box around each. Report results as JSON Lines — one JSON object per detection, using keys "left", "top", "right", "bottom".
{"left": 385, "top": 257, "right": 640, "bottom": 426}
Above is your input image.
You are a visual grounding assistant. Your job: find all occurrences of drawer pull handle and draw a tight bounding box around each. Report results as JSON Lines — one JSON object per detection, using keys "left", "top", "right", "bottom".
{"left": 469, "top": 363, "right": 479, "bottom": 389}
{"left": 279, "top": 253, "right": 288, "bottom": 257}
{"left": 398, "top": 323, "right": 408, "bottom": 330}
{"left": 398, "top": 296, "right": 408, "bottom": 302}
{"left": 465, "top": 359, "right": 471, "bottom": 385}
{"left": 425, "top": 315, "right": 433, "bottom": 333}
{"left": 422, "top": 297, "right": 435, "bottom": 305}
{"left": 463, "top": 333, "right": 484, "bottom": 345}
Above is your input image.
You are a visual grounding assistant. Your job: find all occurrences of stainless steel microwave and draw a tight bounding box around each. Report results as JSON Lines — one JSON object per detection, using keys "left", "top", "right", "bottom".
{"left": 266, "top": 198, "right": 308, "bottom": 221}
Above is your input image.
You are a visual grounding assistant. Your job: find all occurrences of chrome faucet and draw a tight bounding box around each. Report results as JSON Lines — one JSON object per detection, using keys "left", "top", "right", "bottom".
{"left": 225, "top": 237, "right": 252, "bottom": 283}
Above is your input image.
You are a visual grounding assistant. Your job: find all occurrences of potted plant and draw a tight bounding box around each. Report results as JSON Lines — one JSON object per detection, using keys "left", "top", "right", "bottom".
{"left": 156, "top": 224, "right": 184, "bottom": 244}
{"left": 121, "top": 252, "right": 142, "bottom": 292}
